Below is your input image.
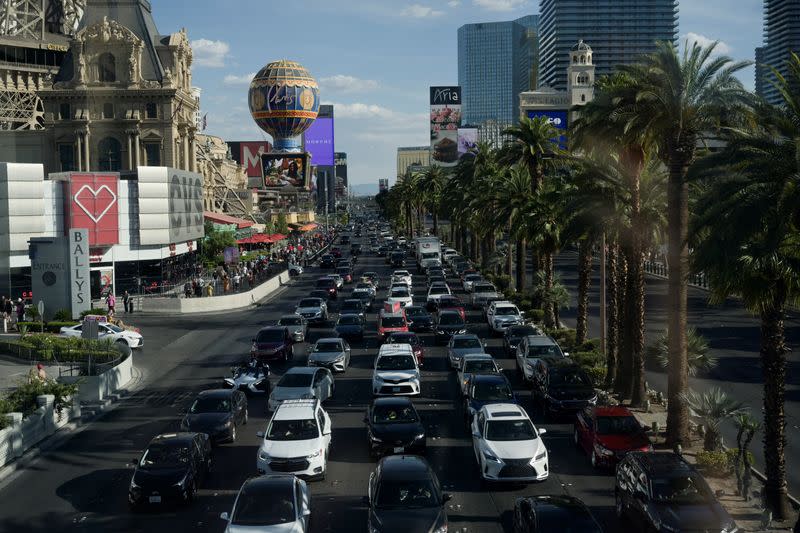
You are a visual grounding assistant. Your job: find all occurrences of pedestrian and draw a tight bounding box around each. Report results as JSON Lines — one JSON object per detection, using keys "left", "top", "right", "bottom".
{"left": 194, "top": 278, "right": 203, "bottom": 297}
{"left": 123, "top": 290, "right": 131, "bottom": 314}
{"left": 184, "top": 281, "right": 192, "bottom": 298}
{"left": 4, "top": 297, "right": 13, "bottom": 331}
{"left": 15, "top": 298, "right": 24, "bottom": 324}
{"left": 106, "top": 292, "right": 116, "bottom": 317}
{"left": 223, "top": 275, "right": 230, "bottom": 293}
{"left": 1, "top": 296, "right": 6, "bottom": 333}
{"left": 28, "top": 363, "right": 47, "bottom": 383}
{"left": 233, "top": 272, "right": 241, "bottom": 291}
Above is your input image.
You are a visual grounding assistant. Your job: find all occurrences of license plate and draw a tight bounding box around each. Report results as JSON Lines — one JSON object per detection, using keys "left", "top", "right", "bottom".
{"left": 392, "top": 387, "right": 401, "bottom": 392}
{"left": 149, "top": 495, "right": 161, "bottom": 504}
{"left": 393, "top": 447, "right": 404, "bottom": 453}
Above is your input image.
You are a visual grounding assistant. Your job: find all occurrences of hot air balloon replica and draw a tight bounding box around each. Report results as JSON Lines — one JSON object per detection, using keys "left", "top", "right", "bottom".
{"left": 248, "top": 60, "right": 320, "bottom": 190}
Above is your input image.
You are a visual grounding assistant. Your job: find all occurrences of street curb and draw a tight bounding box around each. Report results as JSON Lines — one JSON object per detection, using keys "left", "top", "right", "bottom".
{"left": 0, "top": 363, "right": 148, "bottom": 490}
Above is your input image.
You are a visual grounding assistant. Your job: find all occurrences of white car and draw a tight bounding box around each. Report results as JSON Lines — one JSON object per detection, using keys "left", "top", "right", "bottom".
{"left": 268, "top": 367, "right": 334, "bottom": 411}
{"left": 288, "top": 263, "right": 304, "bottom": 276}
{"left": 257, "top": 399, "right": 332, "bottom": 479}
{"left": 326, "top": 274, "right": 344, "bottom": 289}
{"left": 457, "top": 353, "right": 501, "bottom": 395}
{"left": 515, "top": 335, "right": 568, "bottom": 382}
{"left": 220, "top": 474, "right": 311, "bottom": 532}
{"left": 471, "top": 403, "right": 548, "bottom": 482}
{"left": 426, "top": 283, "right": 452, "bottom": 305}
{"left": 372, "top": 344, "right": 421, "bottom": 396}
{"left": 486, "top": 301, "right": 524, "bottom": 335}
{"left": 462, "top": 273, "right": 484, "bottom": 293}
{"left": 391, "top": 270, "right": 413, "bottom": 287}
{"left": 295, "top": 297, "right": 328, "bottom": 324}
{"left": 60, "top": 322, "right": 143, "bottom": 348}
{"left": 471, "top": 282, "right": 500, "bottom": 309}
{"left": 387, "top": 286, "right": 413, "bottom": 308}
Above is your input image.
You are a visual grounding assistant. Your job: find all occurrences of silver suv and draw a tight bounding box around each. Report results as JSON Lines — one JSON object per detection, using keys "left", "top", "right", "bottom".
{"left": 515, "top": 335, "right": 568, "bottom": 382}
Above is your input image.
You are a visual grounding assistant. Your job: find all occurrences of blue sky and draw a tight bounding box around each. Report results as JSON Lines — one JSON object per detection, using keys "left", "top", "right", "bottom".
{"left": 150, "top": 0, "right": 763, "bottom": 191}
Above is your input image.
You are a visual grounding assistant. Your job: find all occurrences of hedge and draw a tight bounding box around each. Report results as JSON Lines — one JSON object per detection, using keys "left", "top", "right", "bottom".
{"left": 17, "top": 321, "right": 79, "bottom": 334}
{"left": 0, "top": 334, "right": 121, "bottom": 363}
{"left": 0, "top": 379, "right": 80, "bottom": 429}
{"left": 696, "top": 449, "right": 756, "bottom": 477}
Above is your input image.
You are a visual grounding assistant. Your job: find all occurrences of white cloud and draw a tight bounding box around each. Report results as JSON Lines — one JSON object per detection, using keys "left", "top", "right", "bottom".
{"left": 448, "top": 0, "right": 461, "bottom": 6}
{"left": 223, "top": 72, "right": 256, "bottom": 86}
{"left": 191, "top": 39, "right": 231, "bottom": 68}
{"left": 682, "top": 32, "right": 732, "bottom": 55}
{"left": 473, "top": 0, "right": 526, "bottom": 11}
{"left": 400, "top": 4, "right": 444, "bottom": 17}
{"left": 320, "top": 75, "right": 379, "bottom": 93}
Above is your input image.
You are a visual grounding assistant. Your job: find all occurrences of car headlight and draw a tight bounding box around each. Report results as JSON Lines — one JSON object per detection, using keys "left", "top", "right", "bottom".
{"left": 721, "top": 521, "right": 739, "bottom": 533}
{"left": 252, "top": 378, "right": 264, "bottom": 387}
{"left": 173, "top": 475, "right": 188, "bottom": 488}
{"left": 457, "top": 329, "right": 466, "bottom": 334}
{"left": 223, "top": 378, "right": 235, "bottom": 385}
{"left": 535, "top": 451, "right": 547, "bottom": 461}
{"left": 217, "top": 420, "right": 233, "bottom": 430}
{"left": 588, "top": 395, "right": 598, "bottom": 404}
{"left": 370, "top": 434, "right": 383, "bottom": 443}
{"left": 374, "top": 375, "right": 384, "bottom": 382}
{"left": 482, "top": 450, "right": 502, "bottom": 463}
{"left": 594, "top": 443, "right": 614, "bottom": 456}
{"left": 436, "top": 330, "right": 445, "bottom": 335}
{"left": 306, "top": 449, "right": 322, "bottom": 459}
{"left": 258, "top": 450, "right": 270, "bottom": 461}
{"left": 414, "top": 432, "right": 425, "bottom": 441}
{"left": 333, "top": 354, "right": 346, "bottom": 362}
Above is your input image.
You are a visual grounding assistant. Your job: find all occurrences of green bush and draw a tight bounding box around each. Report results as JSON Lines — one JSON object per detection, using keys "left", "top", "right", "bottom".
{"left": 492, "top": 274, "right": 511, "bottom": 293}
{"left": 528, "top": 308, "right": 545, "bottom": 323}
{"left": 16, "top": 321, "right": 79, "bottom": 334}
{"left": 3, "top": 334, "right": 119, "bottom": 363}
{"left": 52, "top": 309, "right": 73, "bottom": 322}
{"left": 4, "top": 379, "right": 80, "bottom": 417}
{"left": 546, "top": 327, "right": 578, "bottom": 352}
{"left": 80, "top": 308, "right": 108, "bottom": 318}
{"left": 571, "top": 350, "right": 605, "bottom": 368}
{"left": 696, "top": 449, "right": 756, "bottom": 477}
{"left": 584, "top": 366, "right": 607, "bottom": 387}
{"left": 579, "top": 338, "right": 602, "bottom": 352}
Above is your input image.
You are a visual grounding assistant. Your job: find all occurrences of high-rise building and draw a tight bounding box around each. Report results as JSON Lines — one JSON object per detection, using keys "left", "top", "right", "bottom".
{"left": 458, "top": 16, "right": 539, "bottom": 125}
{"left": 756, "top": 0, "right": 800, "bottom": 106}
{"left": 396, "top": 146, "right": 430, "bottom": 180}
{"left": 378, "top": 178, "right": 389, "bottom": 193}
{"left": 538, "top": 0, "right": 678, "bottom": 92}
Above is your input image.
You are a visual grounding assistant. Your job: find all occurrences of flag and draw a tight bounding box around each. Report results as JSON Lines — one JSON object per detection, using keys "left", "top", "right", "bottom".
{"left": 201, "top": 113, "right": 208, "bottom": 131}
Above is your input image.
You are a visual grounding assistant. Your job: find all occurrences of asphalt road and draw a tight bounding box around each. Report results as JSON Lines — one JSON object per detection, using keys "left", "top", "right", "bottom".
{"left": 0, "top": 247, "right": 624, "bottom": 533}
{"left": 554, "top": 249, "right": 800, "bottom": 497}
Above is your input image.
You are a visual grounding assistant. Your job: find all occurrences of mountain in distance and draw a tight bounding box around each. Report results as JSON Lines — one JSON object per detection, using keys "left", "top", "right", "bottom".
{"left": 349, "top": 183, "right": 379, "bottom": 196}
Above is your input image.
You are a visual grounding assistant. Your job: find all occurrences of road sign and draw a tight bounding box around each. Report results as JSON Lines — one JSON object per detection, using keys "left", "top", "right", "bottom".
{"left": 37, "top": 300, "right": 44, "bottom": 318}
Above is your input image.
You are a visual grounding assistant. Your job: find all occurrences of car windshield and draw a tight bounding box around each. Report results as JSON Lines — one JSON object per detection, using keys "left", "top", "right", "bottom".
{"left": 337, "top": 268, "right": 350, "bottom": 274}
{"left": 389, "top": 334, "right": 416, "bottom": 345}
{"left": 315, "top": 341, "right": 342, "bottom": 352}
{"left": 376, "top": 479, "right": 439, "bottom": 509}
{"left": 372, "top": 404, "right": 418, "bottom": 424}
{"left": 298, "top": 298, "right": 322, "bottom": 308}
{"left": 342, "top": 301, "right": 362, "bottom": 310}
{"left": 526, "top": 344, "right": 564, "bottom": 358}
{"left": 278, "top": 317, "right": 302, "bottom": 326}
{"left": 139, "top": 443, "right": 189, "bottom": 469}
{"left": 189, "top": 396, "right": 230, "bottom": 413}
{"left": 105, "top": 324, "right": 124, "bottom": 333}
{"left": 495, "top": 307, "right": 519, "bottom": 316}
{"left": 472, "top": 381, "right": 514, "bottom": 401}
{"left": 277, "top": 373, "right": 313, "bottom": 388}
{"left": 486, "top": 419, "right": 537, "bottom": 441}
{"left": 231, "top": 484, "right": 296, "bottom": 526}
{"left": 382, "top": 316, "right": 406, "bottom": 328}
{"left": 439, "top": 297, "right": 460, "bottom": 307}
{"left": 596, "top": 416, "right": 642, "bottom": 435}
{"left": 315, "top": 280, "right": 334, "bottom": 288}
{"left": 429, "top": 286, "right": 448, "bottom": 294}
{"left": 391, "top": 287, "right": 409, "bottom": 297}
{"left": 466, "top": 275, "right": 482, "bottom": 281}
{"left": 338, "top": 316, "right": 362, "bottom": 326}
{"left": 536, "top": 509, "right": 598, "bottom": 531}
{"left": 405, "top": 308, "right": 426, "bottom": 318}
{"left": 550, "top": 369, "right": 592, "bottom": 386}
{"left": 266, "top": 418, "right": 320, "bottom": 441}
{"left": 438, "top": 314, "right": 464, "bottom": 326}
{"left": 453, "top": 337, "right": 481, "bottom": 349}
{"left": 474, "top": 284, "right": 495, "bottom": 293}
{"left": 256, "top": 330, "right": 285, "bottom": 343}
{"left": 377, "top": 355, "right": 416, "bottom": 370}
{"left": 509, "top": 326, "right": 538, "bottom": 337}
{"left": 651, "top": 474, "right": 710, "bottom": 505}
{"left": 464, "top": 360, "right": 497, "bottom": 373}
{"left": 356, "top": 283, "right": 371, "bottom": 289}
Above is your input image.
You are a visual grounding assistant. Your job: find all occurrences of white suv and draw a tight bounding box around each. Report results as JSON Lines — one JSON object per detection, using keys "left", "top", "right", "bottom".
{"left": 372, "top": 344, "right": 421, "bottom": 396}
{"left": 471, "top": 403, "right": 548, "bottom": 482}
{"left": 256, "top": 399, "right": 332, "bottom": 480}
{"left": 486, "top": 301, "right": 524, "bottom": 335}
{"left": 515, "top": 335, "right": 568, "bottom": 382}
{"left": 391, "top": 270, "right": 412, "bottom": 287}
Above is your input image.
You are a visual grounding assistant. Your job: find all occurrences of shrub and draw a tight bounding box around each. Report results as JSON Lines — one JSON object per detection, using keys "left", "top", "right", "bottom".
{"left": 528, "top": 308, "right": 545, "bottom": 323}
{"left": 52, "top": 309, "right": 73, "bottom": 322}
{"left": 584, "top": 366, "right": 607, "bottom": 387}
{"left": 571, "top": 350, "right": 605, "bottom": 369}
{"left": 492, "top": 274, "right": 511, "bottom": 293}
{"left": 5, "top": 379, "right": 79, "bottom": 417}
{"left": 16, "top": 321, "right": 79, "bottom": 334}
{"left": 696, "top": 451, "right": 730, "bottom": 477}
{"left": 80, "top": 308, "right": 108, "bottom": 318}
{"left": 546, "top": 327, "right": 578, "bottom": 352}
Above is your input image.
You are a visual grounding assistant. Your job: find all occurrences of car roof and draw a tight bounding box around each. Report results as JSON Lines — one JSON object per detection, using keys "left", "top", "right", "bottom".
{"left": 380, "top": 310, "right": 406, "bottom": 318}
{"left": 342, "top": 299, "right": 363, "bottom": 304}
{"left": 462, "top": 353, "right": 493, "bottom": 362}
{"left": 525, "top": 335, "right": 558, "bottom": 345}
{"left": 258, "top": 326, "right": 287, "bottom": 332}
{"left": 629, "top": 452, "right": 693, "bottom": 475}
{"left": 241, "top": 474, "right": 296, "bottom": 494}
{"left": 279, "top": 314, "right": 303, "bottom": 320}
{"left": 316, "top": 337, "right": 343, "bottom": 344}
{"left": 371, "top": 396, "right": 414, "bottom": 408}
{"left": 482, "top": 403, "right": 527, "bottom": 419}
{"left": 197, "top": 389, "right": 234, "bottom": 399}
{"left": 273, "top": 399, "right": 318, "bottom": 419}
{"left": 284, "top": 367, "right": 318, "bottom": 375}
{"left": 298, "top": 297, "right": 323, "bottom": 304}
{"left": 472, "top": 373, "right": 509, "bottom": 384}
{"left": 378, "top": 455, "right": 434, "bottom": 481}
{"left": 451, "top": 333, "right": 480, "bottom": 340}
{"left": 378, "top": 343, "right": 414, "bottom": 356}
{"left": 149, "top": 432, "right": 197, "bottom": 446}
{"left": 528, "top": 495, "right": 591, "bottom": 514}
{"left": 593, "top": 406, "right": 635, "bottom": 417}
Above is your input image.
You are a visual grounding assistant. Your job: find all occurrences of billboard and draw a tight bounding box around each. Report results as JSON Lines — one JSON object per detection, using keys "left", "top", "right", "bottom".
{"left": 457, "top": 128, "right": 478, "bottom": 156}
{"left": 137, "top": 167, "right": 205, "bottom": 245}
{"left": 304, "top": 117, "right": 335, "bottom": 166}
{"left": 430, "top": 86, "right": 462, "bottom": 167}
{"left": 526, "top": 109, "right": 568, "bottom": 148}
{"left": 261, "top": 153, "right": 312, "bottom": 190}
{"left": 67, "top": 173, "right": 119, "bottom": 246}
{"left": 226, "top": 141, "right": 273, "bottom": 186}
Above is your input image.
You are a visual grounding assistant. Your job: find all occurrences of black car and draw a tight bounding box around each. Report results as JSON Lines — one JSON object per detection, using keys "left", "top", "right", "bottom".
{"left": 320, "top": 254, "right": 335, "bottom": 268}
{"left": 532, "top": 362, "right": 597, "bottom": 419}
{"left": 310, "top": 289, "right": 334, "bottom": 302}
{"left": 339, "top": 298, "right": 366, "bottom": 318}
{"left": 335, "top": 313, "right": 366, "bottom": 341}
{"left": 129, "top": 432, "right": 212, "bottom": 508}
{"left": 351, "top": 290, "right": 374, "bottom": 311}
{"left": 366, "top": 455, "right": 450, "bottom": 533}
{"left": 351, "top": 243, "right": 362, "bottom": 256}
{"left": 390, "top": 251, "right": 405, "bottom": 268}
{"left": 364, "top": 397, "right": 426, "bottom": 457}
{"left": 377, "top": 246, "right": 388, "bottom": 257}
{"left": 340, "top": 235, "right": 351, "bottom": 245}
{"left": 503, "top": 324, "right": 542, "bottom": 356}
{"left": 315, "top": 277, "right": 338, "bottom": 299}
{"left": 513, "top": 495, "right": 603, "bottom": 533}
{"left": 434, "top": 310, "right": 467, "bottom": 345}
{"left": 616, "top": 452, "right": 737, "bottom": 533}
{"left": 404, "top": 306, "right": 434, "bottom": 332}
{"left": 180, "top": 389, "right": 248, "bottom": 444}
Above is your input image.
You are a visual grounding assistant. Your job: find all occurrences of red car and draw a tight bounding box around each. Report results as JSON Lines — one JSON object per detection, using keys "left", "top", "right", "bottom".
{"left": 377, "top": 309, "right": 408, "bottom": 339}
{"left": 384, "top": 331, "right": 425, "bottom": 367}
{"left": 573, "top": 406, "right": 652, "bottom": 468}
{"left": 459, "top": 268, "right": 478, "bottom": 282}
{"left": 330, "top": 247, "right": 343, "bottom": 258}
{"left": 250, "top": 326, "right": 294, "bottom": 362}
{"left": 437, "top": 295, "right": 466, "bottom": 321}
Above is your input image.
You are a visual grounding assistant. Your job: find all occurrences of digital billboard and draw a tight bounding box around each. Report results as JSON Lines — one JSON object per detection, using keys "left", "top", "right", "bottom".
{"left": 304, "top": 117, "right": 335, "bottom": 166}
{"left": 226, "top": 141, "right": 273, "bottom": 187}
{"left": 526, "top": 110, "right": 568, "bottom": 148}
{"left": 261, "top": 153, "right": 312, "bottom": 190}
{"left": 457, "top": 128, "right": 478, "bottom": 156}
{"left": 430, "top": 86, "right": 462, "bottom": 167}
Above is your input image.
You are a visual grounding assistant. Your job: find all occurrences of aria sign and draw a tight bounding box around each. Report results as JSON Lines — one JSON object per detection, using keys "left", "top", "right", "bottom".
{"left": 68, "top": 173, "right": 119, "bottom": 246}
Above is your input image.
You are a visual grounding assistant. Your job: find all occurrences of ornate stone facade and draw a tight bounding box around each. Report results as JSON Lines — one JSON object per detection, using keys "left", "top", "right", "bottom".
{"left": 195, "top": 133, "right": 249, "bottom": 214}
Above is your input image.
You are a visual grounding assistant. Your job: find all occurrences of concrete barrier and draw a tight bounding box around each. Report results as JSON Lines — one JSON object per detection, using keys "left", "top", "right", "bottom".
{"left": 141, "top": 270, "right": 291, "bottom": 314}
{"left": 59, "top": 352, "right": 134, "bottom": 404}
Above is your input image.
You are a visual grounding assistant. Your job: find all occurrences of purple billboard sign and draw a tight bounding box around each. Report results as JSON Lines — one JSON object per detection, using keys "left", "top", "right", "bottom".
{"left": 304, "top": 117, "right": 335, "bottom": 166}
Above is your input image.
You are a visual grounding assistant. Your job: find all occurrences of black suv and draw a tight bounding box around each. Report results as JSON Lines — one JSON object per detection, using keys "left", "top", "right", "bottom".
{"left": 320, "top": 254, "right": 335, "bottom": 268}
{"left": 615, "top": 452, "right": 737, "bottom": 532}
{"left": 532, "top": 362, "right": 596, "bottom": 419}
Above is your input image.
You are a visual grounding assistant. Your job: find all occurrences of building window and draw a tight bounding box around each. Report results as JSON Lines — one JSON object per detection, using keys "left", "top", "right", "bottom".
{"left": 581, "top": 94, "right": 586, "bottom": 102}
{"left": 98, "top": 53, "right": 116, "bottom": 82}
{"left": 58, "top": 143, "right": 75, "bottom": 171}
{"left": 145, "top": 102, "right": 158, "bottom": 119}
{"left": 59, "top": 103, "right": 71, "bottom": 120}
{"left": 98, "top": 137, "right": 122, "bottom": 171}
{"left": 144, "top": 143, "right": 161, "bottom": 166}
{"left": 103, "top": 102, "right": 114, "bottom": 119}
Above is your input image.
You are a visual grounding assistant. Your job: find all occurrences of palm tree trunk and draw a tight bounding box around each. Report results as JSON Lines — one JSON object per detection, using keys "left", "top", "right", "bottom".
{"left": 516, "top": 238, "right": 526, "bottom": 292}
{"left": 604, "top": 240, "right": 619, "bottom": 389}
{"left": 470, "top": 233, "right": 478, "bottom": 263}
{"left": 406, "top": 203, "right": 414, "bottom": 238}
{"left": 543, "top": 252, "right": 555, "bottom": 328}
{"left": 432, "top": 212, "right": 439, "bottom": 237}
{"left": 575, "top": 239, "right": 593, "bottom": 345}
{"left": 613, "top": 250, "right": 629, "bottom": 397}
{"left": 449, "top": 223, "right": 455, "bottom": 245}
{"left": 506, "top": 221, "right": 514, "bottom": 280}
{"left": 480, "top": 236, "right": 490, "bottom": 269}
{"left": 760, "top": 291, "right": 790, "bottom": 519}
{"left": 666, "top": 154, "right": 691, "bottom": 446}
{"left": 628, "top": 235, "right": 646, "bottom": 407}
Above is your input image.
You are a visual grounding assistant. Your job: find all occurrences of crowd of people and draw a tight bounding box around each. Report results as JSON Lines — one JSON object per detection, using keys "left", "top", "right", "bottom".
{"left": 1, "top": 296, "right": 28, "bottom": 332}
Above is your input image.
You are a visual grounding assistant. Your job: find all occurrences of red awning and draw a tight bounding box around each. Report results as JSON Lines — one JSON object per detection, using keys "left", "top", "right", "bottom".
{"left": 298, "top": 222, "right": 318, "bottom": 232}
{"left": 236, "top": 233, "right": 287, "bottom": 245}
{"left": 204, "top": 211, "right": 255, "bottom": 229}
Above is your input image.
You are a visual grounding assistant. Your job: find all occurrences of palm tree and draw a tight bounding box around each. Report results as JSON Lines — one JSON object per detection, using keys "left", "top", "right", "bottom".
{"left": 616, "top": 40, "right": 751, "bottom": 444}
{"left": 690, "top": 54, "right": 800, "bottom": 518}
{"left": 491, "top": 164, "right": 532, "bottom": 289}
{"left": 646, "top": 327, "right": 717, "bottom": 376}
{"left": 416, "top": 166, "right": 448, "bottom": 236}
{"left": 683, "top": 387, "right": 745, "bottom": 452}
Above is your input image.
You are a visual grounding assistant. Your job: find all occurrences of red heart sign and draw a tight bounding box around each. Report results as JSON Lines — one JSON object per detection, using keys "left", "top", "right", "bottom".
{"left": 74, "top": 184, "right": 117, "bottom": 223}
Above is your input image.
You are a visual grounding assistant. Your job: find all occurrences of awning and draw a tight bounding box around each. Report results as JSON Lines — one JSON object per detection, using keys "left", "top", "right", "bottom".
{"left": 204, "top": 211, "right": 255, "bottom": 229}
{"left": 236, "top": 233, "right": 287, "bottom": 245}
{"left": 298, "top": 222, "right": 318, "bottom": 232}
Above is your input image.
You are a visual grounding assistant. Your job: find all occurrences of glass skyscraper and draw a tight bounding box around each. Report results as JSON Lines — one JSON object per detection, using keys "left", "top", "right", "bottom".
{"left": 756, "top": 0, "right": 800, "bottom": 106}
{"left": 458, "top": 16, "right": 539, "bottom": 125}
{"left": 538, "top": 0, "right": 678, "bottom": 92}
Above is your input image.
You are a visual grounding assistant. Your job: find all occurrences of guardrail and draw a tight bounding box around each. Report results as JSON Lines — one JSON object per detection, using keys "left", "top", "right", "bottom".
{"left": 643, "top": 260, "right": 710, "bottom": 290}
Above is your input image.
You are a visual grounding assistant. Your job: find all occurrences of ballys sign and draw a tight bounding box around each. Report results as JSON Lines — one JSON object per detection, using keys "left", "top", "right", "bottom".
{"left": 168, "top": 169, "right": 204, "bottom": 243}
